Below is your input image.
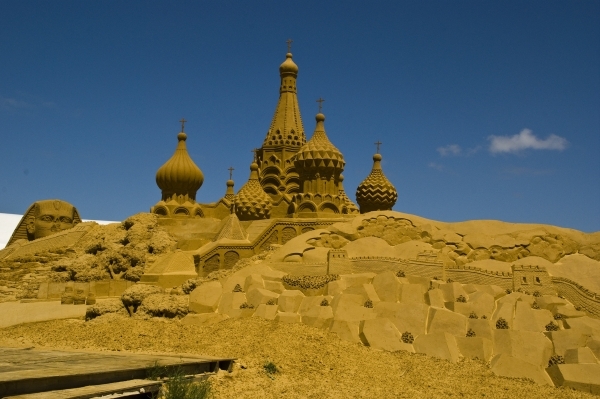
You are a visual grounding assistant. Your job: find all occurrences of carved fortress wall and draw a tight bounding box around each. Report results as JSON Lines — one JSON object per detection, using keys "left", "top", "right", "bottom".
{"left": 445, "top": 265, "right": 513, "bottom": 290}
{"left": 551, "top": 277, "right": 600, "bottom": 318}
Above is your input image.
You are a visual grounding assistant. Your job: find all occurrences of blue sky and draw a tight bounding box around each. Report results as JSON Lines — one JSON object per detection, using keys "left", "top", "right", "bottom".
{"left": 1, "top": 1, "right": 599, "bottom": 232}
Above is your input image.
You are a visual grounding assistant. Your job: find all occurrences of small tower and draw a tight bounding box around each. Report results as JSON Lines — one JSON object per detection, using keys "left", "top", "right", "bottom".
{"left": 223, "top": 167, "right": 235, "bottom": 203}
{"left": 291, "top": 111, "right": 346, "bottom": 216}
{"left": 234, "top": 159, "right": 272, "bottom": 221}
{"left": 356, "top": 146, "right": 397, "bottom": 213}
{"left": 338, "top": 175, "right": 359, "bottom": 214}
{"left": 151, "top": 120, "right": 204, "bottom": 217}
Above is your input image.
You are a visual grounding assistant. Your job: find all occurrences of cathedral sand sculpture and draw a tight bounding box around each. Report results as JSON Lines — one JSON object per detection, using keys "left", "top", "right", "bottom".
{"left": 1, "top": 43, "right": 600, "bottom": 396}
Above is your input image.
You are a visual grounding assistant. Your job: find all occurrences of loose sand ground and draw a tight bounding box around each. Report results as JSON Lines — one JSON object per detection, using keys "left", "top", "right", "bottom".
{"left": 0, "top": 315, "right": 595, "bottom": 399}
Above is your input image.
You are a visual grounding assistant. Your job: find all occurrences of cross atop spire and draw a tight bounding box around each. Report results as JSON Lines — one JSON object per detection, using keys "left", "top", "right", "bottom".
{"left": 286, "top": 38, "right": 293, "bottom": 53}
{"left": 316, "top": 97, "right": 325, "bottom": 113}
{"left": 228, "top": 166, "right": 234, "bottom": 180}
{"left": 374, "top": 140, "right": 382, "bottom": 154}
{"left": 179, "top": 118, "right": 187, "bottom": 132}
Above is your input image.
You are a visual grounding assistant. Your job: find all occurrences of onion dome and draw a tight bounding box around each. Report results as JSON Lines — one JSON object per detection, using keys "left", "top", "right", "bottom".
{"left": 279, "top": 52, "right": 298, "bottom": 76}
{"left": 338, "top": 175, "right": 359, "bottom": 214}
{"left": 356, "top": 153, "right": 397, "bottom": 213}
{"left": 234, "top": 162, "right": 272, "bottom": 220}
{"left": 293, "top": 113, "right": 345, "bottom": 173}
{"left": 224, "top": 179, "right": 235, "bottom": 202}
{"left": 156, "top": 131, "right": 204, "bottom": 201}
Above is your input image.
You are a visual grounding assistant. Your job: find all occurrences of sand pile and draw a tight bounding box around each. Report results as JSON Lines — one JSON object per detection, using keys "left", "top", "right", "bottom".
{"left": 0, "top": 316, "right": 595, "bottom": 399}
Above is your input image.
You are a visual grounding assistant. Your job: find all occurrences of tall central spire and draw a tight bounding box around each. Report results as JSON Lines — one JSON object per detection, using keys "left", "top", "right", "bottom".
{"left": 257, "top": 42, "right": 306, "bottom": 203}
{"left": 262, "top": 51, "right": 305, "bottom": 148}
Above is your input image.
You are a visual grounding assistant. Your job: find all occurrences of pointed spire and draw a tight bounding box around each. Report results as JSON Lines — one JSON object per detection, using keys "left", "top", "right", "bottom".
{"left": 262, "top": 44, "right": 305, "bottom": 148}
{"left": 155, "top": 121, "right": 204, "bottom": 202}
{"left": 355, "top": 152, "right": 397, "bottom": 214}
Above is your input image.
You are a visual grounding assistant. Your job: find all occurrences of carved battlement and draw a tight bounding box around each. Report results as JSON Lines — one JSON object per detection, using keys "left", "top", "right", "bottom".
{"left": 446, "top": 264, "right": 513, "bottom": 277}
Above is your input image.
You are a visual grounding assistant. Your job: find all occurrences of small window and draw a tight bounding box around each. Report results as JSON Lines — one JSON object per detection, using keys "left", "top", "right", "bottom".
{"left": 535, "top": 276, "right": 541, "bottom": 284}
{"left": 522, "top": 276, "right": 528, "bottom": 284}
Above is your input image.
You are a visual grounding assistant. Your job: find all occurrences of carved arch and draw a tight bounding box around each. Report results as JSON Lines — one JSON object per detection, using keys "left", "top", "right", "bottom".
{"left": 153, "top": 206, "right": 168, "bottom": 216}
{"left": 261, "top": 166, "right": 282, "bottom": 178}
{"left": 319, "top": 202, "right": 339, "bottom": 213}
{"left": 260, "top": 175, "right": 282, "bottom": 188}
{"left": 297, "top": 202, "right": 317, "bottom": 213}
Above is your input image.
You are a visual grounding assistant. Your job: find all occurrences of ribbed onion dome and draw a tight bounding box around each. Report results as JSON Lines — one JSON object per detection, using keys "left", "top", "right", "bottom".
{"left": 293, "top": 113, "right": 345, "bottom": 173}
{"left": 356, "top": 153, "right": 398, "bottom": 213}
{"left": 279, "top": 52, "right": 298, "bottom": 75}
{"left": 338, "top": 174, "right": 359, "bottom": 213}
{"left": 224, "top": 179, "right": 235, "bottom": 202}
{"left": 234, "top": 162, "right": 272, "bottom": 220}
{"left": 156, "top": 132, "right": 204, "bottom": 201}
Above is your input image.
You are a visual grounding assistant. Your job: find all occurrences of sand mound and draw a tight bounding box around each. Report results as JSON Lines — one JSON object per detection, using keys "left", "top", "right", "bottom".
{"left": 0, "top": 317, "right": 594, "bottom": 399}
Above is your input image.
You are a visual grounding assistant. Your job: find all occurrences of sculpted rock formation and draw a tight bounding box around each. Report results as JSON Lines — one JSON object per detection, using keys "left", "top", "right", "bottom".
{"left": 6, "top": 199, "right": 82, "bottom": 247}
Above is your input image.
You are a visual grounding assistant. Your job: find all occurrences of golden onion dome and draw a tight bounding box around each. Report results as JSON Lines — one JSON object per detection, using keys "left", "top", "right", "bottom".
{"left": 156, "top": 131, "right": 204, "bottom": 201}
{"left": 234, "top": 162, "right": 272, "bottom": 220}
{"left": 293, "top": 113, "right": 345, "bottom": 173}
{"left": 356, "top": 153, "right": 397, "bottom": 213}
{"left": 279, "top": 52, "right": 298, "bottom": 75}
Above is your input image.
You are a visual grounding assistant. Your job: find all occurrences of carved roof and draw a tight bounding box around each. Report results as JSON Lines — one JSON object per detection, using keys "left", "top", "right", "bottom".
{"left": 234, "top": 162, "right": 272, "bottom": 220}
{"left": 214, "top": 212, "right": 249, "bottom": 242}
{"left": 156, "top": 132, "right": 204, "bottom": 201}
{"left": 262, "top": 52, "right": 305, "bottom": 148}
{"left": 356, "top": 153, "right": 397, "bottom": 213}
{"left": 293, "top": 113, "right": 345, "bottom": 173}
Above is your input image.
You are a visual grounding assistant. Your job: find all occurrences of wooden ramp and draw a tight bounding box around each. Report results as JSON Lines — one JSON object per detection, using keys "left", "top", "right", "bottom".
{"left": 0, "top": 347, "right": 234, "bottom": 398}
{"left": 4, "top": 379, "right": 162, "bottom": 398}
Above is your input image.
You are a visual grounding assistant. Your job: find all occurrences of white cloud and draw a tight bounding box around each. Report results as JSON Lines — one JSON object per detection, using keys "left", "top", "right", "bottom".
{"left": 428, "top": 162, "right": 444, "bottom": 171}
{"left": 466, "top": 145, "right": 481, "bottom": 155}
{"left": 437, "top": 144, "right": 462, "bottom": 156}
{"left": 0, "top": 96, "right": 29, "bottom": 109}
{"left": 488, "top": 129, "right": 568, "bottom": 154}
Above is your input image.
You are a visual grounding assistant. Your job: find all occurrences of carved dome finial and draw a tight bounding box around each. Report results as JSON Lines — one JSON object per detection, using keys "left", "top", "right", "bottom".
{"left": 356, "top": 152, "right": 397, "bottom": 213}
{"left": 155, "top": 122, "right": 204, "bottom": 202}
{"left": 279, "top": 47, "right": 298, "bottom": 76}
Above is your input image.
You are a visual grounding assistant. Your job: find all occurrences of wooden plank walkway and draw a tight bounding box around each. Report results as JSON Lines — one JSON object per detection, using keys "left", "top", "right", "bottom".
{"left": 0, "top": 347, "right": 234, "bottom": 397}
{"left": 4, "top": 379, "right": 161, "bottom": 398}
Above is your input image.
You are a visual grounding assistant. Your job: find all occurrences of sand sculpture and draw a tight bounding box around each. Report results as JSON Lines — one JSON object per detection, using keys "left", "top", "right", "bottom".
{"left": 6, "top": 199, "right": 82, "bottom": 247}
{"left": 2, "top": 42, "right": 600, "bottom": 395}
{"left": 148, "top": 46, "right": 390, "bottom": 220}
{"left": 356, "top": 152, "right": 398, "bottom": 213}
{"left": 150, "top": 120, "right": 205, "bottom": 218}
